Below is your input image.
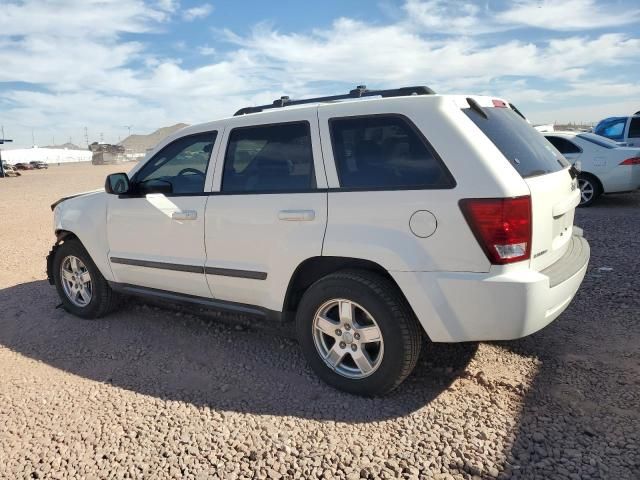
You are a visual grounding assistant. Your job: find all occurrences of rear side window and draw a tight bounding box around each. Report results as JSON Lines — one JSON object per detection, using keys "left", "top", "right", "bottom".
{"left": 545, "top": 136, "right": 581, "bottom": 154}
{"left": 222, "top": 122, "right": 315, "bottom": 193}
{"left": 464, "top": 107, "right": 569, "bottom": 178}
{"left": 329, "top": 115, "right": 454, "bottom": 189}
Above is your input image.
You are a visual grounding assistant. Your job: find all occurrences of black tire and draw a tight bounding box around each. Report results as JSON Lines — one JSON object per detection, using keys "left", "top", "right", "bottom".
{"left": 52, "top": 238, "right": 118, "bottom": 319}
{"left": 577, "top": 173, "right": 601, "bottom": 207}
{"left": 296, "top": 269, "right": 422, "bottom": 396}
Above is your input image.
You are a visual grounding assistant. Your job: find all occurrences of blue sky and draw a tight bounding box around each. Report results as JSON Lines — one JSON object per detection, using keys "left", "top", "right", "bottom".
{"left": 1, "top": 0, "right": 639, "bottom": 148}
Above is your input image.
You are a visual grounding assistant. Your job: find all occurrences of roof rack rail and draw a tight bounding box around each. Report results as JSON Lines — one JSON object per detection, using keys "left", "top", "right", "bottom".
{"left": 233, "top": 85, "right": 435, "bottom": 116}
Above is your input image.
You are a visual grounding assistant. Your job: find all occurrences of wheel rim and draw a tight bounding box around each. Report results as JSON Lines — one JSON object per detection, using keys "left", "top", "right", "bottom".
{"left": 578, "top": 178, "right": 594, "bottom": 204}
{"left": 60, "top": 255, "right": 93, "bottom": 307}
{"left": 312, "top": 299, "right": 384, "bottom": 379}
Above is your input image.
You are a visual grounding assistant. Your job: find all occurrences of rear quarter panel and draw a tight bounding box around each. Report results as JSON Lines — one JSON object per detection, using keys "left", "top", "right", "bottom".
{"left": 318, "top": 95, "right": 530, "bottom": 273}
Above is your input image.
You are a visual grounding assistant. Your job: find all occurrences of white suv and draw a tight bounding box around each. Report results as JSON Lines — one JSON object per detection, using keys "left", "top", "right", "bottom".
{"left": 47, "top": 86, "right": 590, "bottom": 396}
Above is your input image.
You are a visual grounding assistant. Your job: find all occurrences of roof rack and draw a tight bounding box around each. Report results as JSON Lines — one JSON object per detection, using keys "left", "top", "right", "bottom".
{"left": 233, "top": 85, "right": 435, "bottom": 116}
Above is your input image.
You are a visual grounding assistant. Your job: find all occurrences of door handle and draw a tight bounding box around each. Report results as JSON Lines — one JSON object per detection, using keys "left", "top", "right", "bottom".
{"left": 172, "top": 210, "right": 197, "bottom": 221}
{"left": 278, "top": 209, "right": 316, "bottom": 221}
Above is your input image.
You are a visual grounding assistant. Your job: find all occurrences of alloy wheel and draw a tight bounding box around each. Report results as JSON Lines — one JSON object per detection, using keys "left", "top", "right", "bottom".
{"left": 60, "top": 255, "right": 93, "bottom": 307}
{"left": 312, "top": 299, "right": 384, "bottom": 379}
{"left": 578, "top": 178, "right": 595, "bottom": 205}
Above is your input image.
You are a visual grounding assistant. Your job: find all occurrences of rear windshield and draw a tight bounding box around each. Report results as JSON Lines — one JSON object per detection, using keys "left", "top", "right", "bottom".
{"left": 577, "top": 133, "right": 618, "bottom": 149}
{"left": 463, "top": 106, "right": 569, "bottom": 178}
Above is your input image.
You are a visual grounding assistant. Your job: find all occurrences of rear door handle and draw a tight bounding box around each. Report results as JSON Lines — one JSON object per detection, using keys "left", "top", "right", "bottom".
{"left": 278, "top": 209, "right": 315, "bottom": 221}
{"left": 172, "top": 210, "right": 197, "bottom": 221}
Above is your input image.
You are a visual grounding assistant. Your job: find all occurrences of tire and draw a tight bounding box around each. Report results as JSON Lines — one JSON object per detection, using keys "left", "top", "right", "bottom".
{"left": 52, "top": 238, "right": 118, "bottom": 319}
{"left": 296, "top": 269, "right": 422, "bottom": 396}
{"left": 577, "top": 173, "right": 601, "bottom": 207}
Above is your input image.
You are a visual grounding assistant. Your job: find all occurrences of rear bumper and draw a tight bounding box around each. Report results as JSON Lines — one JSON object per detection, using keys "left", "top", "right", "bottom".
{"left": 392, "top": 234, "right": 590, "bottom": 342}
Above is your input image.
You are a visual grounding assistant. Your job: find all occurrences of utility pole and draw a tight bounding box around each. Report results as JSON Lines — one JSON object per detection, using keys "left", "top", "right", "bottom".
{"left": 0, "top": 135, "right": 14, "bottom": 178}
{"left": 31, "top": 128, "right": 35, "bottom": 147}
{"left": 123, "top": 125, "right": 133, "bottom": 138}
{"left": 84, "top": 127, "right": 89, "bottom": 148}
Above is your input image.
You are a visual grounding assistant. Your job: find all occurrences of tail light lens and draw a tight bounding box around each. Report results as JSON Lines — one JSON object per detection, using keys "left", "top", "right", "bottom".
{"left": 460, "top": 196, "right": 532, "bottom": 265}
{"left": 620, "top": 157, "right": 640, "bottom": 165}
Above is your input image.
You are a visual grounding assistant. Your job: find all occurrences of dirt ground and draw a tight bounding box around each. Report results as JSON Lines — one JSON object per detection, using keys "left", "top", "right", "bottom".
{"left": 0, "top": 163, "right": 638, "bottom": 479}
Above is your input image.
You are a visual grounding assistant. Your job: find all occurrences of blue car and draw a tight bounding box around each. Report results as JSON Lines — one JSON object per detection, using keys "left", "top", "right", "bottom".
{"left": 594, "top": 115, "right": 640, "bottom": 147}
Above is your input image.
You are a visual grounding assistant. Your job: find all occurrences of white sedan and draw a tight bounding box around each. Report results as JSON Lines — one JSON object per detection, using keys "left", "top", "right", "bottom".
{"left": 544, "top": 132, "right": 640, "bottom": 206}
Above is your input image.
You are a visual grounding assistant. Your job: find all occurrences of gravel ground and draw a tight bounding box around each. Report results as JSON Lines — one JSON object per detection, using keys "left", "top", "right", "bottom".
{"left": 0, "top": 164, "right": 638, "bottom": 480}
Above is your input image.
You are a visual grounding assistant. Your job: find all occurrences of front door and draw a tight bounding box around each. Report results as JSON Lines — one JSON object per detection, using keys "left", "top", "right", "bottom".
{"left": 204, "top": 110, "right": 328, "bottom": 313}
{"left": 107, "top": 130, "right": 220, "bottom": 297}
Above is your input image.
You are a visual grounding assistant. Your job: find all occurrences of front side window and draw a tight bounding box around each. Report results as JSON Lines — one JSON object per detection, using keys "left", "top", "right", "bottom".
{"left": 222, "top": 122, "right": 315, "bottom": 193}
{"left": 329, "top": 115, "right": 454, "bottom": 189}
{"left": 545, "top": 136, "right": 581, "bottom": 154}
{"left": 135, "top": 132, "right": 216, "bottom": 194}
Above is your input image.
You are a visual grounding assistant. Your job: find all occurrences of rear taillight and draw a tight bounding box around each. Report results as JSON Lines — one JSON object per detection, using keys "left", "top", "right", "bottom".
{"left": 620, "top": 157, "right": 640, "bottom": 165}
{"left": 460, "top": 196, "right": 532, "bottom": 265}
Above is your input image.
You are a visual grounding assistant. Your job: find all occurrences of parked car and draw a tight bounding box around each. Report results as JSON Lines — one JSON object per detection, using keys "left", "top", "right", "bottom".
{"left": 14, "top": 162, "right": 34, "bottom": 170}
{"left": 30, "top": 160, "right": 48, "bottom": 169}
{"left": 47, "top": 86, "right": 590, "bottom": 395}
{"left": 1, "top": 162, "right": 21, "bottom": 177}
{"left": 594, "top": 115, "right": 640, "bottom": 147}
{"left": 544, "top": 132, "right": 640, "bottom": 206}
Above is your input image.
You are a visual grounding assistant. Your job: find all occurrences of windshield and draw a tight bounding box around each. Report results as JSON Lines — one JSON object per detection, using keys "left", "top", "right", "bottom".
{"left": 594, "top": 117, "right": 627, "bottom": 141}
{"left": 463, "top": 106, "right": 569, "bottom": 178}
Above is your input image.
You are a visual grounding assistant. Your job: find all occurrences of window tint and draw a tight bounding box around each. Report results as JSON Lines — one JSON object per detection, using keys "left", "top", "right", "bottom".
{"left": 545, "top": 136, "right": 581, "bottom": 154}
{"left": 594, "top": 117, "right": 627, "bottom": 140}
{"left": 135, "top": 132, "right": 216, "bottom": 194}
{"left": 329, "top": 115, "right": 453, "bottom": 189}
{"left": 222, "top": 122, "right": 315, "bottom": 193}
{"left": 464, "top": 107, "right": 569, "bottom": 178}
{"left": 629, "top": 117, "right": 640, "bottom": 138}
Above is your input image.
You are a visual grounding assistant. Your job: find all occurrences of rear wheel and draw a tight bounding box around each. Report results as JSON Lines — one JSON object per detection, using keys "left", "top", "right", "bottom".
{"left": 296, "top": 270, "right": 422, "bottom": 396}
{"left": 577, "top": 173, "right": 601, "bottom": 207}
{"left": 53, "top": 239, "right": 118, "bottom": 319}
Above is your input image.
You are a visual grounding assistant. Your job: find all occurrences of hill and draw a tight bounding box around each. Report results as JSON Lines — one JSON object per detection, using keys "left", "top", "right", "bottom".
{"left": 118, "top": 123, "right": 189, "bottom": 154}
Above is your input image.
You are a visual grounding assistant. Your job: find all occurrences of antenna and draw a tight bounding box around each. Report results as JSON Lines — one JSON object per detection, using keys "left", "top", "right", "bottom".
{"left": 84, "top": 127, "right": 89, "bottom": 147}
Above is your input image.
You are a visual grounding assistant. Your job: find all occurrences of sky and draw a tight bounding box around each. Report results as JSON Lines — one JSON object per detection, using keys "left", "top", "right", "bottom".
{"left": 1, "top": 0, "right": 639, "bottom": 148}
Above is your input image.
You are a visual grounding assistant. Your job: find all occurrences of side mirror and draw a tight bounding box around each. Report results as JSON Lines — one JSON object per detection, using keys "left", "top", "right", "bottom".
{"left": 105, "top": 173, "right": 130, "bottom": 194}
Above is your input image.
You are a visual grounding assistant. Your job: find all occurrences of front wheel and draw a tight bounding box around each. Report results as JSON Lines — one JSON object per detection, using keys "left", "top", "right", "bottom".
{"left": 52, "top": 238, "right": 118, "bottom": 319}
{"left": 296, "top": 270, "right": 422, "bottom": 396}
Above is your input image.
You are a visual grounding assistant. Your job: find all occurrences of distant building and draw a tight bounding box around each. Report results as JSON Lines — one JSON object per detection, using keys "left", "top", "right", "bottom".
{"left": 89, "top": 143, "right": 126, "bottom": 165}
{"left": 0, "top": 146, "right": 91, "bottom": 164}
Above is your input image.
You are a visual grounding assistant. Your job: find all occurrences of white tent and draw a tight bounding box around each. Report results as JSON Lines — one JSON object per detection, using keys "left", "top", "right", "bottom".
{"left": 0, "top": 147, "right": 91, "bottom": 164}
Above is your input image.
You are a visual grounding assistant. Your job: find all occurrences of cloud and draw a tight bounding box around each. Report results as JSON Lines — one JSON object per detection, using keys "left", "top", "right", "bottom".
{"left": 1, "top": 0, "right": 639, "bottom": 147}
{"left": 404, "top": 0, "right": 640, "bottom": 34}
{"left": 182, "top": 3, "right": 213, "bottom": 21}
{"left": 198, "top": 45, "right": 217, "bottom": 56}
{"left": 498, "top": 0, "right": 640, "bottom": 31}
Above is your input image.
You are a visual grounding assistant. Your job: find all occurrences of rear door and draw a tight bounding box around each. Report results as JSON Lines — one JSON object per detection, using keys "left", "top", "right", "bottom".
{"left": 203, "top": 109, "right": 327, "bottom": 312}
{"left": 464, "top": 104, "right": 579, "bottom": 271}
